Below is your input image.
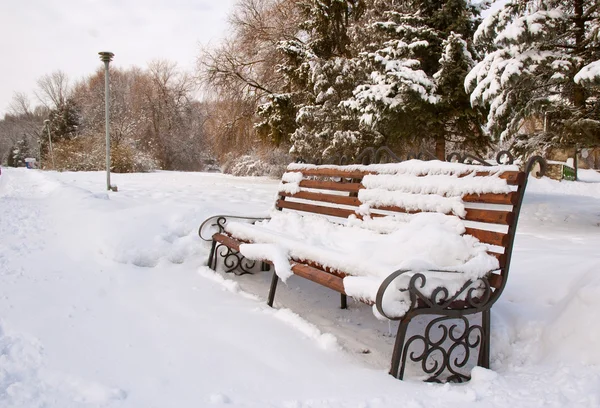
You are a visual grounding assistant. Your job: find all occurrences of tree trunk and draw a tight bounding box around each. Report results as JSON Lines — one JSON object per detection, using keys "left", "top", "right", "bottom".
{"left": 572, "top": 0, "right": 585, "bottom": 180}
{"left": 573, "top": 0, "right": 586, "bottom": 111}
{"left": 435, "top": 137, "right": 446, "bottom": 161}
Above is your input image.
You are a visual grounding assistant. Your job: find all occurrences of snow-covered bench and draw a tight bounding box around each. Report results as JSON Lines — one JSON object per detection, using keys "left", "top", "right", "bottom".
{"left": 199, "top": 160, "right": 528, "bottom": 382}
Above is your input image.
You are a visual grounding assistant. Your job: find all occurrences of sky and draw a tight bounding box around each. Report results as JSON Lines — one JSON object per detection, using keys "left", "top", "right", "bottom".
{"left": 0, "top": 0, "right": 238, "bottom": 117}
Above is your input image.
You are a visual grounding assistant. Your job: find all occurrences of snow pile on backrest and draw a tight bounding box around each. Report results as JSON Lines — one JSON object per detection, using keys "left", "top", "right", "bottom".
{"left": 279, "top": 171, "right": 303, "bottom": 194}
{"left": 358, "top": 189, "right": 466, "bottom": 216}
{"left": 361, "top": 173, "right": 512, "bottom": 196}
{"left": 280, "top": 162, "right": 513, "bottom": 221}
{"left": 287, "top": 159, "right": 518, "bottom": 176}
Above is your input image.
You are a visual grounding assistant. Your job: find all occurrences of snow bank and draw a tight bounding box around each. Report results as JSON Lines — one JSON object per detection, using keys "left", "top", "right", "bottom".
{"left": 2, "top": 167, "right": 600, "bottom": 407}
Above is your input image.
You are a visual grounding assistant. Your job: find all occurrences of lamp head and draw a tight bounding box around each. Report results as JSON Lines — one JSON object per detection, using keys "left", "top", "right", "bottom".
{"left": 98, "top": 51, "right": 114, "bottom": 62}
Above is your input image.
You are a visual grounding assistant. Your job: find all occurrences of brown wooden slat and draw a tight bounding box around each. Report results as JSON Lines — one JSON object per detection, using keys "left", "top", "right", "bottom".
{"left": 291, "top": 263, "right": 346, "bottom": 294}
{"left": 277, "top": 199, "right": 356, "bottom": 218}
{"left": 498, "top": 171, "right": 524, "bottom": 185}
{"left": 463, "top": 192, "right": 518, "bottom": 205}
{"left": 467, "top": 170, "right": 523, "bottom": 186}
{"left": 465, "top": 227, "right": 508, "bottom": 247}
{"left": 288, "top": 168, "right": 372, "bottom": 179}
{"left": 363, "top": 205, "right": 513, "bottom": 225}
{"left": 465, "top": 208, "right": 514, "bottom": 225}
{"left": 213, "top": 233, "right": 242, "bottom": 251}
{"left": 280, "top": 191, "right": 361, "bottom": 207}
{"left": 488, "top": 273, "right": 503, "bottom": 289}
{"left": 290, "top": 167, "right": 525, "bottom": 186}
{"left": 297, "top": 179, "right": 363, "bottom": 192}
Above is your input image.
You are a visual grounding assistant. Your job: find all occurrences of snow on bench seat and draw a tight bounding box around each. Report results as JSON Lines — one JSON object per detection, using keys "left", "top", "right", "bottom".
{"left": 226, "top": 210, "right": 498, "bottom": 317}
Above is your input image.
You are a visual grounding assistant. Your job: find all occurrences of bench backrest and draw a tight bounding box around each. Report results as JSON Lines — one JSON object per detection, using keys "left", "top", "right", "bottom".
{"left": 277, "top": 161, "right": 528, "bottom": 294}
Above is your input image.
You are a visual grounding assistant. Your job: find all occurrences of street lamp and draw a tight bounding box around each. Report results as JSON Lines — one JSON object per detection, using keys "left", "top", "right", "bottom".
{"left": 98, "top": 51, "right": 117, "bottom": 191}
{"left": 44, "top": 119, "right": 55, "bottom": 169}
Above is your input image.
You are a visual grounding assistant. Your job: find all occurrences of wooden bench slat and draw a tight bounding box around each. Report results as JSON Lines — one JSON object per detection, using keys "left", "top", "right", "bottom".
{"left": 277, "top": 199, "right": 356, "bottom": 219}
{"left": 462, "top": 192, "right": 518, "bottom": 205}
{"left": 291, "top": 263, "right": 346, "bottom": 294}
{"left": 464, "top": 208, "right": 514, "bottom": 225}
{"left": 497, "top": 171, "right": 525, "bottom": 185}
{"left": 280, "top": 191, "right": 361, "bottom": 207}
{"left": 488, "top": 272, "right": 503, "bottom": 289}
{"left": 295, "top": 179, "right": 363, "bottom": 192}
{"left": 281, "top": 194, "right": 513, "bottom": 225}
{"left": 294, "top": 174, "right": 522, "bottom": 192}
{"left": 365, "top": 205, "right": 513, "bottom": 225}
{"left": 214, "top": 232, "right": 242, "bottom": 251}
{"left": 284, "top": 190, "right": 518, "bottom": 208}
{"left": 289, "top": 168, "right": 371, "bottom": 179}
{"left": 290, "top": 168, "right": 522, "bottom": 185}
{"left": 465, "top": 227, "right": 508, "bottom": 247}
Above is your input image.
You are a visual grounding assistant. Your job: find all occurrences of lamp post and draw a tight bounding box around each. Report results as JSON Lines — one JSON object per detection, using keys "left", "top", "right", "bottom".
{"left": 98, "top": 51, "right": 116, "bottom": 191}
{"left": 44, "top": 119, "right": 55, "bottom": 169}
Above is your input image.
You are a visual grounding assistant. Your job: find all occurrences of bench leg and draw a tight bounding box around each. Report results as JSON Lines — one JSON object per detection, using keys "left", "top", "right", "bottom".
{"left": 340, "top": 294, "right": 347, "bottom": 309}
{"left": 478, "top": 309, "right": 491, "bottom": 369}
{"left": 207, "top": 240, "right": 217, "bottom": 270}
{"left": 390, "top": 314, "right": 487, "bottom": 382}
{"left": 390, "top": 318, "right": 411, "bottom": 379}
{"left": 267, "top": 271, "right": 279, "bottom": 307}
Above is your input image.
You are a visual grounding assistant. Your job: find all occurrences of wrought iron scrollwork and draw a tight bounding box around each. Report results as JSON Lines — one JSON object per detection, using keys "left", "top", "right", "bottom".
{"left": 375, "top": 269, "right": 495, "bottom": 381}
{"left": 215, "top": 244, "right": 257, "bottom": 275}
{"left": 496, "top": 150, "right": 514, "bottom": 165}
{"left": 200, "top": 214, "right": 271, "bottom": 274}
{"left": 525, "top": 155, "right": 547, "bottom": 178}
{"left": 199, "top": 214, "right": 270, "bottom": 241}
{"left": 402, "top": 316, "right": 484, "bottom": 382}
{"left": 356, "top": 147, "right": 377, "bottom": 164}
{"left": 354, "top": 146, "right": 433, "bottom": 165}
{"left": 446, "top": 152, "right": 492, "bottom": 166}
{"left": 375, "top": 269, "right": 494, "bottom": 320}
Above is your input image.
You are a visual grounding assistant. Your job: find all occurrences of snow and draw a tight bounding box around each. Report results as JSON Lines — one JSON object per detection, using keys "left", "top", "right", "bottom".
{"left": 226, "top": 209, "right": 498, "bottom": 313}
{"left": 575, "top": 60, "right": 600, "bottom": 84}
{"left": 0, "top": 167, "right": 599, "bottom": 407}
{"left": 362, "top": 172, "right": 512, "bottom": 195}
{"left": 288, "top": 160, "right": 518, "bottom": 175}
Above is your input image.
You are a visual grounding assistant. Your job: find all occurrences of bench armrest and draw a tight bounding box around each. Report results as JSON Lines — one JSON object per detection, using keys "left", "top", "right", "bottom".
{"left": 199, "top": 214, "right": 271, "bottom": 241}
{"left": 375, "top": 269, "right": 497, "bottom": 320}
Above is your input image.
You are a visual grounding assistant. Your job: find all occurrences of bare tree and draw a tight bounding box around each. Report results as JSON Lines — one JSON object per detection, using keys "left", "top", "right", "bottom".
{"left": 197, "top": 0, "right": 301, "bottom": 160}
{"left": 35, "top": 70, "right": 71, "bottom": 109}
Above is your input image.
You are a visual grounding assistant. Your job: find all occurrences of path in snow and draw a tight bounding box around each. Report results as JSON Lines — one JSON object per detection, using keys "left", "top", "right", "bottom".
{"left": 0, "top": 168, "right": 599, "bottom": 407}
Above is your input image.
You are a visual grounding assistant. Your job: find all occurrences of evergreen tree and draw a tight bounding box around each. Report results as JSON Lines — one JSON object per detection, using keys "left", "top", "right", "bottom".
{"left": 46, "top": 98, "right": 80, "bottom": 142}
{"left": 258, "top": 0, "right": 367, "bottom": 159}
{"left": 344, "top": 0, "right": 487, "bottom": 158}
{"left": 466, "top": 0, "right": 600, "bottom": 153}
{"left": 7, "top": 138, "right": 31, "bottom": 167}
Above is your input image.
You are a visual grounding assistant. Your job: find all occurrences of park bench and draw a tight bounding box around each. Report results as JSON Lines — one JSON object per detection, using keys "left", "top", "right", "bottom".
{"left": 199, "top": 159, "right": 528, "bottom": 382}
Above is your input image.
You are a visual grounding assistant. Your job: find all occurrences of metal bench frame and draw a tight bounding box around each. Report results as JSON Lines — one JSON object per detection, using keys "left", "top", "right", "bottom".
{"left": 199, "top": 160, "right": 530, "bottom": 382}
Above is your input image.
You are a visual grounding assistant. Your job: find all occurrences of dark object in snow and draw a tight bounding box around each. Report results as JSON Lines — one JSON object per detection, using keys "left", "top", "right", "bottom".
{"left": 199, "top": 159, "right": 530, "bottom": 383}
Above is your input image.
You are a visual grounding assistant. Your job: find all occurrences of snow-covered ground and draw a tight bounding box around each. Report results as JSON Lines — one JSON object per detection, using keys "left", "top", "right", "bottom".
{"left": 0, "top": 167, "right": 599, "bottom": 407}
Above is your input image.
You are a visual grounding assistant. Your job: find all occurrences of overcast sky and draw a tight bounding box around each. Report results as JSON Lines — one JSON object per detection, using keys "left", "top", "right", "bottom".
{"left": 0, "top": 0, "right": 237, "bottom": 117}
